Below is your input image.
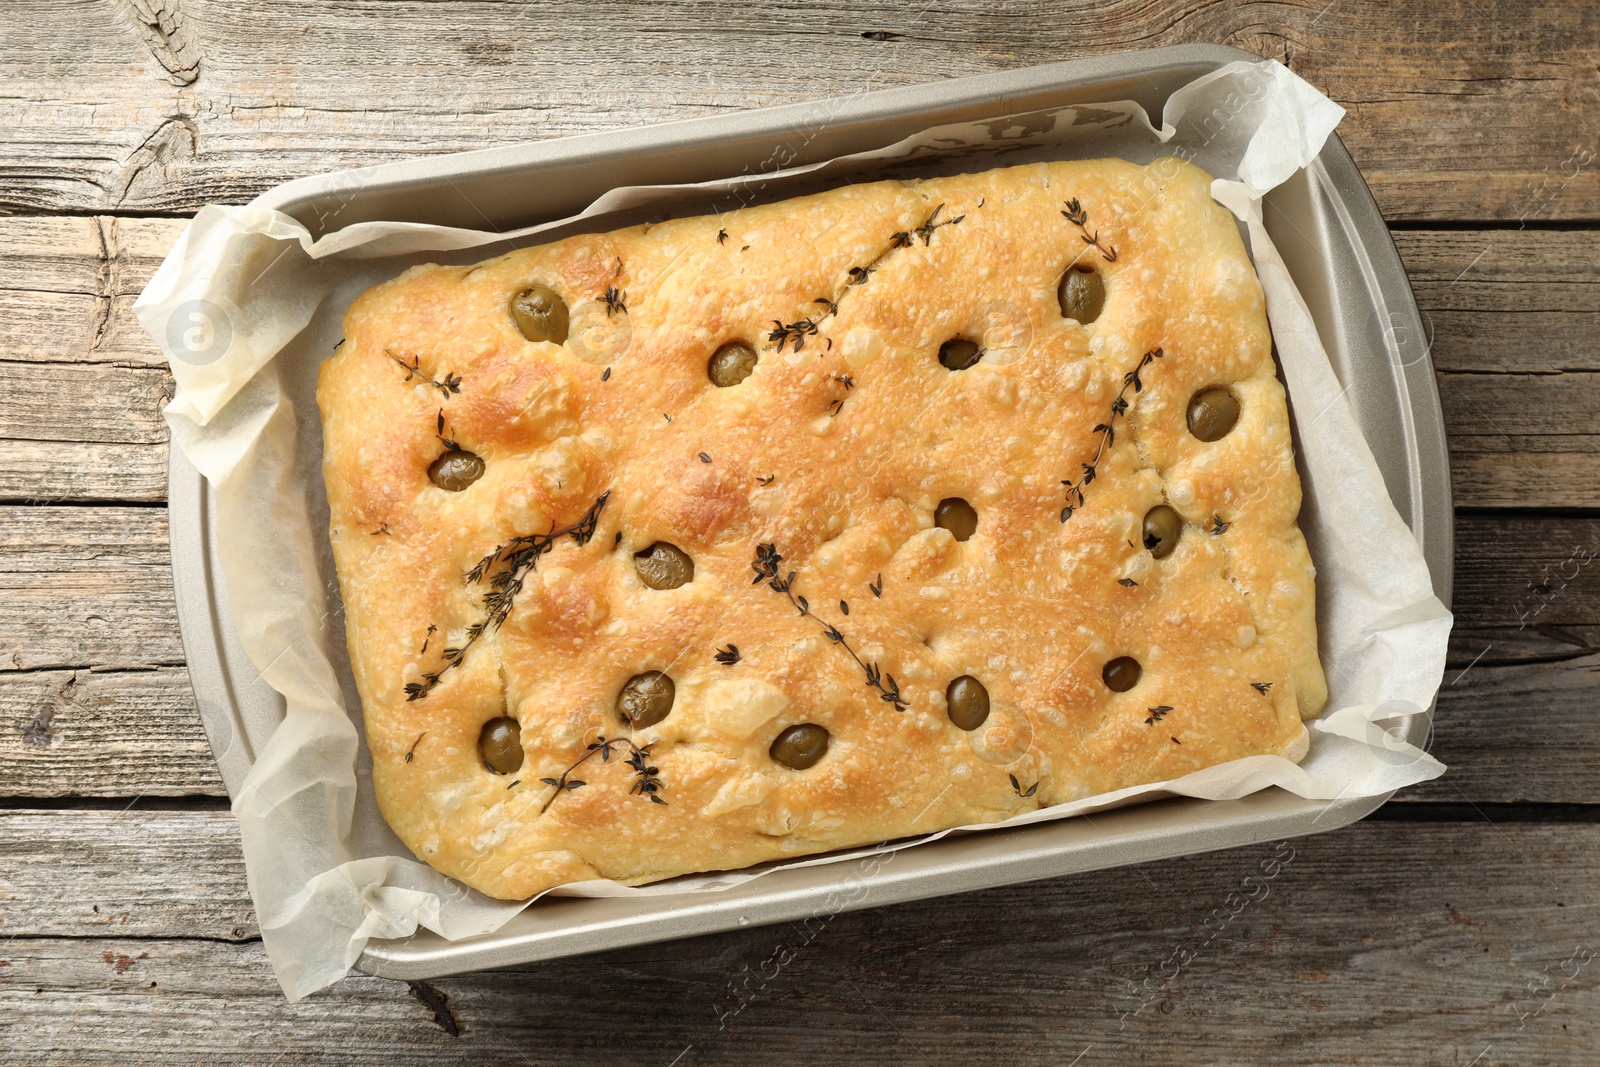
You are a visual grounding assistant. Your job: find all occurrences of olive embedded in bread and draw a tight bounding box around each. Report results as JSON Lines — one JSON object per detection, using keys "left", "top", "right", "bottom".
{"left": 945, "top": 676, "right": 991, "bottom": 731}
{"left": 770, "top": 724, "right": 830, "bottom": 769}
{"left": 1057, "top": 267, "right": 1105, "bottom": 324}
{"left": 938, "top": 337, "right": 982, "bottom": 370}
{"left": 935, "top": 498, "right": 978, "bottom": 542}
{"left": 511, "top": 283, "right": 570, "bottom": 344}
{"left": 1186, "top": 386, "right": 1240, "bottom": 442}
{"left": 479, "top": 717, "right": 524, "bottom": 774}
{"left": 1102, "top": 656, "right": 1142, "bottom": 692}
{"left": 617, "top": 671, "right": 675, "bottom": 728}
{"left": 708, "top": 341, "right": 758, "bottom": 386}
{"left": 428, "top": 449, "right": 485, "bottom": 491}
{"left": 634, "top": 542, "right": 694, "bottom": 589}
{"left": 1142, "top": 505, "right": 1183, "bottom": 559}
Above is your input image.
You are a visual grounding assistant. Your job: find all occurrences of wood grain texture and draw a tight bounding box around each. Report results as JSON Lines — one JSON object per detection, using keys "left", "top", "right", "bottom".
{"left": 2, "top": 0, "right": 1597, "bottom": 1055}
{"left": 2, "top": 503, "right": 1598, "bottom": 802}
{"left": 0, "top": 505, "right": 182, "bottom": 673}
{"left": 0, "top": 667, "right": 223, "bottom": 797}
{"left": 0, "top": 811, "right": 249, "bottom": 939}
{"left": 2, "top": 813, "right": 1596, "bottom": 1064}
{"left": 6, "top": 218, "right": 1600, "bottom": 509}
{"left": 0, "top": 1, "right": 1595, "bottom": 221}
{"left": 1393, "top": 228, "right": 1600, "bottom": 509}
{"left": 0, "top": 216, "right": 180, "bottom": 502}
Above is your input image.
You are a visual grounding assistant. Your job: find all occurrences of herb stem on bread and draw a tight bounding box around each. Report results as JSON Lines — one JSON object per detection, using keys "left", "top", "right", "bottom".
{"left": 538, "top": 735, "right": 665, "bottom": 813}
{"left": 387, "top": 350, "right": 462, "bottom": 398}
{"left": 404, "top": 492, "right": 610, "bottom": 701}
{"left": 768, "top": 203, "right": 966, "bottom": 354}
{"left": 1061, "top": 198, "right": 1118, "bottom": 263}
{"left": 751, "top": 543, "right": 909, "bottom": 710}
{"left": 1059, "top": 348, "right": 1164, "bottom": 523}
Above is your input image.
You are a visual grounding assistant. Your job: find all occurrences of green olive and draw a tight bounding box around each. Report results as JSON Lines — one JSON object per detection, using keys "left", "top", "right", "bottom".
{"left": 479, "top": 717, "right": 523, "bottom": 775}
{"left": 935, "top": 498, "right": 978, "bottom": 542}
{"left": 1142, "top": 505, "right": 1183, "bottom": 559}
{"left": 1102, "top": 656, "right": 1142, "bottom": 693}
{"left": 770, "top": 723, "right": 830, "bottom": 769}
{"left": 1057, "top": 268, "right": 1105, "bottom": 324}
{"left": 617, "top": 671, "right": 675, "bottom": 728}
{"left": 938, "top": 337, "right": 982, "bottom": 371}
{"left": 945, "top": 676, "right": 990, "bottom": 731}
{"left": 511, "top": 283, "right": 569, "bottom": 344}
{"left": 1187, "top": 386, "right": 1240, "bottom": 442}
{"left": 708, "top": 341, "right": 758, "bottom": 387}
{"left": 634, "top": 542, "right": 694, "bottom": 590}
{"left": 428, "top": 449, "right": 485, "bottom": 492}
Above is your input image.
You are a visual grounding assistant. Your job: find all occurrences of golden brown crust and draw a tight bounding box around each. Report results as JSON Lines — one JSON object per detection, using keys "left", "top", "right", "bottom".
{"left": 317, "top": 157, "right": 1326, "bottom": 900}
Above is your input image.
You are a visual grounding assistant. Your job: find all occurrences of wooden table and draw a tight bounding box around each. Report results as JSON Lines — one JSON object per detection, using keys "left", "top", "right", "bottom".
{"left": 3, "top": 2, "right": 1597, "bottom": 1062}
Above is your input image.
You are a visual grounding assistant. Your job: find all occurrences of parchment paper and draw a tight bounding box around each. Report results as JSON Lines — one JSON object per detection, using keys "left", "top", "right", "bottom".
{"left": 136, "top": 59, "right": 1450, "bottom": 1002}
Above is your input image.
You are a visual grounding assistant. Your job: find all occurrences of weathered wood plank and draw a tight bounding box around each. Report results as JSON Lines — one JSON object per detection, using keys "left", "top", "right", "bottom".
{"left": 1393, "top": 229, "right": 1600, "bottom": 376}
{"left": 1390, "top": 229, "right": 1600, "bottom": 509}
{"left": 0, "top": 811, "right": 249, "bottom": 939}
{"left": 0, "top": 641, "right": 1593, "bottom": 804}
{"left": 1454, "top": 515, "right": 1600, "bottom": 633}
{"left": 3, "top": 509, "right": 1600, "bottom": 801}
{"left": 0, "top": 667, "right": 223, "bottom": 798}
{"left": 0, "top": 505, "right": 181, "bottom": 672}
{"left": 1, "top": 815, "right": 1595, "bottom": 1064}
{"left": 0, "top": 216, "right": 179, "bottom": 502}
{"left": 6, "top": 217, "right": 1600, "bottom": 509}
{"left": 0, "top": 1, "right": 1595, "bottom": 221}
{"left": 1404, "top": 651, "right": 1600, "bottom": 804}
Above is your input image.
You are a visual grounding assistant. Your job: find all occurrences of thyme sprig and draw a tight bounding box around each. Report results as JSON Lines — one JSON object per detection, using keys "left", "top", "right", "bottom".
{"left": 1145, "top": 705, "right": 1172, "bottom": 726}
{"left": 751, "top": 543, "right": 908, "bottom": 710}
{"left": 602, "top": 285, "right": 627, "bottom": 317}
{"left": 1059, "top": 348, "right": 1164, "bottom": 523}
{"left": 715, "top": 644, "right": 741, "bottom": 666}
{"left": 404, "top": 732, "right": 426, "bottom": 763}
{"left": 404, "top": 492, "right": 610, "bottom": 701}
{"left": 768, "top": 203, "right": 966, "bottom": 353}
{"left": 435, "top": 410, "right": 460, "bottom": 451}
{"left": 387, "top": 350, "right": 462, "bottom": 398}
{"left": 1251, "top": 682, "right": 1273, "bottom": 695}
{"left": 1061, "top": 198, "right": 1118, "bottom": 263}
{"left": 1009, "top": 774, "right": 1040, "bottom": 799}
{"left": 538, "top": 735, "right": 665, "bottom": 813}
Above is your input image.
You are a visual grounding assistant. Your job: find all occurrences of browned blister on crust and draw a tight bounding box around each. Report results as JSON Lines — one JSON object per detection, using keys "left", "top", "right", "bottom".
{"left": 317, "top": 157, "right": 1327, "bottom": 900}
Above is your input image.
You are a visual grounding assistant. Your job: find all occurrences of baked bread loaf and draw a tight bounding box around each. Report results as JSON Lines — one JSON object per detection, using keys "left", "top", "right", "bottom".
{"left": 317, "top": 156, "right": 1326, "bottom": 900}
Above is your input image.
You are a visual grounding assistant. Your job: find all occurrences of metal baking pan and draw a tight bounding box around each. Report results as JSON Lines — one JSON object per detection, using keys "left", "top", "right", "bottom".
{"left": 168, "top": 43, "right": 1451, "bottom": 979}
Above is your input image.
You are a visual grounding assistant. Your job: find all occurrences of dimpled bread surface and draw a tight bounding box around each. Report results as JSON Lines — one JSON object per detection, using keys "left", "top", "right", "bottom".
{"left": 317, "top": 156, "right": 1327, "bottom": 900}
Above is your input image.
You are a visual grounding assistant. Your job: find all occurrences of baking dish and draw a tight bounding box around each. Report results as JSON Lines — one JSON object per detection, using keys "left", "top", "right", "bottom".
{"left": 167, "top": 43, "right": 1450, "bottom": 979}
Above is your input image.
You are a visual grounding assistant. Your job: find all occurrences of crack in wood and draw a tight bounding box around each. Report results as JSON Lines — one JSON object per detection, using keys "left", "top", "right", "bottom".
{"left": 406, "top": 979, "right": 463, "bottom": 1037}
{"left": 115, "top": 0, "right": 201, "bottom": 86}
{"left": 116, "top": 115, "right": 198, "bottom": 209}
{"left": 89, "top": 217, "right": 118, "bottom": 353}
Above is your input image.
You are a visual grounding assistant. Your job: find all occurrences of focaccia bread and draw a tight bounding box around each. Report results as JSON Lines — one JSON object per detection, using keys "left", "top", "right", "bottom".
{"left": 317, "top": 156, "right": 1327, "bottom": 900}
